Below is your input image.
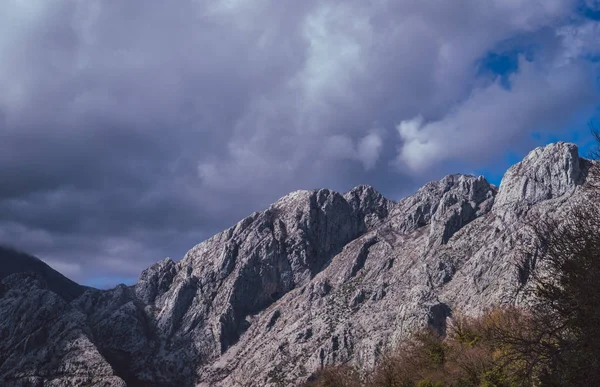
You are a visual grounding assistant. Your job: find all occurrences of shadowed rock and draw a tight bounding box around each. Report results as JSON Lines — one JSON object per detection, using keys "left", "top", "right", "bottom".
{"left": 0, "top": 246, "right": 86, "bottom": 302}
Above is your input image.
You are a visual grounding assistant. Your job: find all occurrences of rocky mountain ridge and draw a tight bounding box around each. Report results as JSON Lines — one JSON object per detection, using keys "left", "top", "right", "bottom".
{"left": 0, "top": 142, "right": 596, "bottom": 387}
{"left": 0, "top": 246, "right": 87, "bottom": 302}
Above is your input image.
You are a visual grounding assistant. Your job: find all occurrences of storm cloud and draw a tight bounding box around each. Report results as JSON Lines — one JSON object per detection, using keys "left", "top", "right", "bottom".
{"left": 1, "top": 0, "right": 599, "bottom": 286}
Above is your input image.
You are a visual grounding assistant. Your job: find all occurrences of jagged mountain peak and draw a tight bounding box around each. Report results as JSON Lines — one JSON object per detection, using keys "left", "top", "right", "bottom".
{"left": 344, "top": 184, "right": 393, "bottom": 231}
{"left": 494, "top": 142, "right": 583, "bottom": 212}
{"left": 268, "top": 188, "right": 351, "bottom": 220}
{"left": 422, "top": 173, "right": 493, "bottom": 193}
{"left": 387, "top": 173, "right": 496, "bottom": 242}
{"left": 344, "top": 184, "right": 384, "bottom": 197}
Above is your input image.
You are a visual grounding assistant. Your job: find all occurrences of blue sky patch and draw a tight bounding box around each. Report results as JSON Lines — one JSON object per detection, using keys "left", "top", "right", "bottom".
{"left": 578, "top": 1, "right": 600, "bottom": 20}
{"left": 85, "top": 275, "right": 138, "bottom": 289}
{"left": 476, "top": 47, "right": 537, "bottom": 89}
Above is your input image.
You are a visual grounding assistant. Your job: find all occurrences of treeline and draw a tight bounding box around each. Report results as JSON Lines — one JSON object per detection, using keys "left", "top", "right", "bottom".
{"left": 306, "top": 133, "right": 600, "bottom": 387}
{"left": 307, "top": 307, "right": 534, "bottom": 387}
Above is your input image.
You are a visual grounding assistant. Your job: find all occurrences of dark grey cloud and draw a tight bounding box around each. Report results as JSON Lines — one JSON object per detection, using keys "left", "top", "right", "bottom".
{"left": 0, "top": 0, "right": 598, "bottom": 286}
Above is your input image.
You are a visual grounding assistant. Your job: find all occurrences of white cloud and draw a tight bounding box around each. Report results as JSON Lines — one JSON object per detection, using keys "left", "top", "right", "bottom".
{"left": 295, "top": 2, "right": 369, "bottom": 108}
{"left": 557, "top": 21, "right": 600, "bottom": 63}
{"left": 395, "top": 116, "right": 440, "bottom": 172}
{"left": 357, "top": 131, "right": 383, "bottom": 170}
{"left": 396, "top": 55, "right": 597, "bottom": 173}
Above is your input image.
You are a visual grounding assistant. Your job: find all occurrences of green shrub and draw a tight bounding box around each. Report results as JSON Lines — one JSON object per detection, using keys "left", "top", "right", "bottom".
{"left": 417, "top": 379, "right": 444, "bottom": 387}
{"left": 479, "top": 367, "right": 518, "bottom": 387}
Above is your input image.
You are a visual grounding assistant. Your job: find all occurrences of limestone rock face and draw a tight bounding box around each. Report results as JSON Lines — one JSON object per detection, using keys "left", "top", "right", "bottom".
{"left": 494, "top": 142, "right": 583, "bottom": 212}
{"left": 0, "top": 142, "right": 596, "bottom": 386}
{"left": 343, "top": 184, "right": 394, "bottom": 231}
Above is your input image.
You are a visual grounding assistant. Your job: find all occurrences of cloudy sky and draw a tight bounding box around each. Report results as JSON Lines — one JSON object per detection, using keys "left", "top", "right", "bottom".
{"left": 1, "top": 0, "right": 599, "bottom": 287}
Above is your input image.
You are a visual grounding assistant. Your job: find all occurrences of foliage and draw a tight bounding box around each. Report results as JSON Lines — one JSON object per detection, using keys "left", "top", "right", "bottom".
{"left": 507, "top": 186, "right": 600, "bottom": 385}
{"left": 306, "top": 308, "right": 533, "bottom": 387}
{"left": 417, "top": 379, "right": 444, "bottom": 387}
{"left": 304, "top": 364, "right": 362, "bottom": 387}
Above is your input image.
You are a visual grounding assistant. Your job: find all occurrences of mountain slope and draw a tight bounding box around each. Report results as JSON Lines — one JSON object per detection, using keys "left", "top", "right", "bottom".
{"left": 0, "top": 246, "right": 86, "bottom": 302}
{"left": 0, "top": 142, "right": 596, "bottom": 387}
{"left": 0, "top": 273, "right": 126, "bottom": 387}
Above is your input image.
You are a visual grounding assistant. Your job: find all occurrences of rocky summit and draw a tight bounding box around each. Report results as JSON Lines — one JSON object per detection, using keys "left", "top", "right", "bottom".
{"left": 0, "top": 142, "right": 596, "bottom": 387}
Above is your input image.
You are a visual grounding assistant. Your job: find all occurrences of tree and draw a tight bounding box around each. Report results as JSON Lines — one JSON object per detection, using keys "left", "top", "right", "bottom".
{"left": 491, "top": 127, "right": 600, "bottom": 386}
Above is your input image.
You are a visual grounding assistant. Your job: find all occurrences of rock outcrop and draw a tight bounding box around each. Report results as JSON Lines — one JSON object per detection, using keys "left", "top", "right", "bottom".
{"left": 0, "top": 142, "right": 596, "bottom": 386}
{"left": 494, "top": 142, "right": 584, "bottom": 216}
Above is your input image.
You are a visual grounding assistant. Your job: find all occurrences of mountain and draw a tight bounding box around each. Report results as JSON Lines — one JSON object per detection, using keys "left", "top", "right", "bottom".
{"left": 0, "top": 246, "right": 86, "bottom": 302}
{"left": 0, "top": 248, "right": 122, "bottom": 387}
{"left": 0, "top": 142, "right": 596, "bottom": 387}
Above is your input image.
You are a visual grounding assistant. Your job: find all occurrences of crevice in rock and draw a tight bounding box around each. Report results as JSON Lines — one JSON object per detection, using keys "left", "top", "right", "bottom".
{"left": 350, "top": 237, "right": 379, "bottom": 278}
{"left": 427, "top": 303, "right": 452, "bottom": 336}
{"left": 169, "top": 278, "right": 199, "bottom": 336}
{"left": 517, "top": 250, "right": 538, "bottom": 286}
{"left": 266, "top": 310, "right": 281, "bottom": 330}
